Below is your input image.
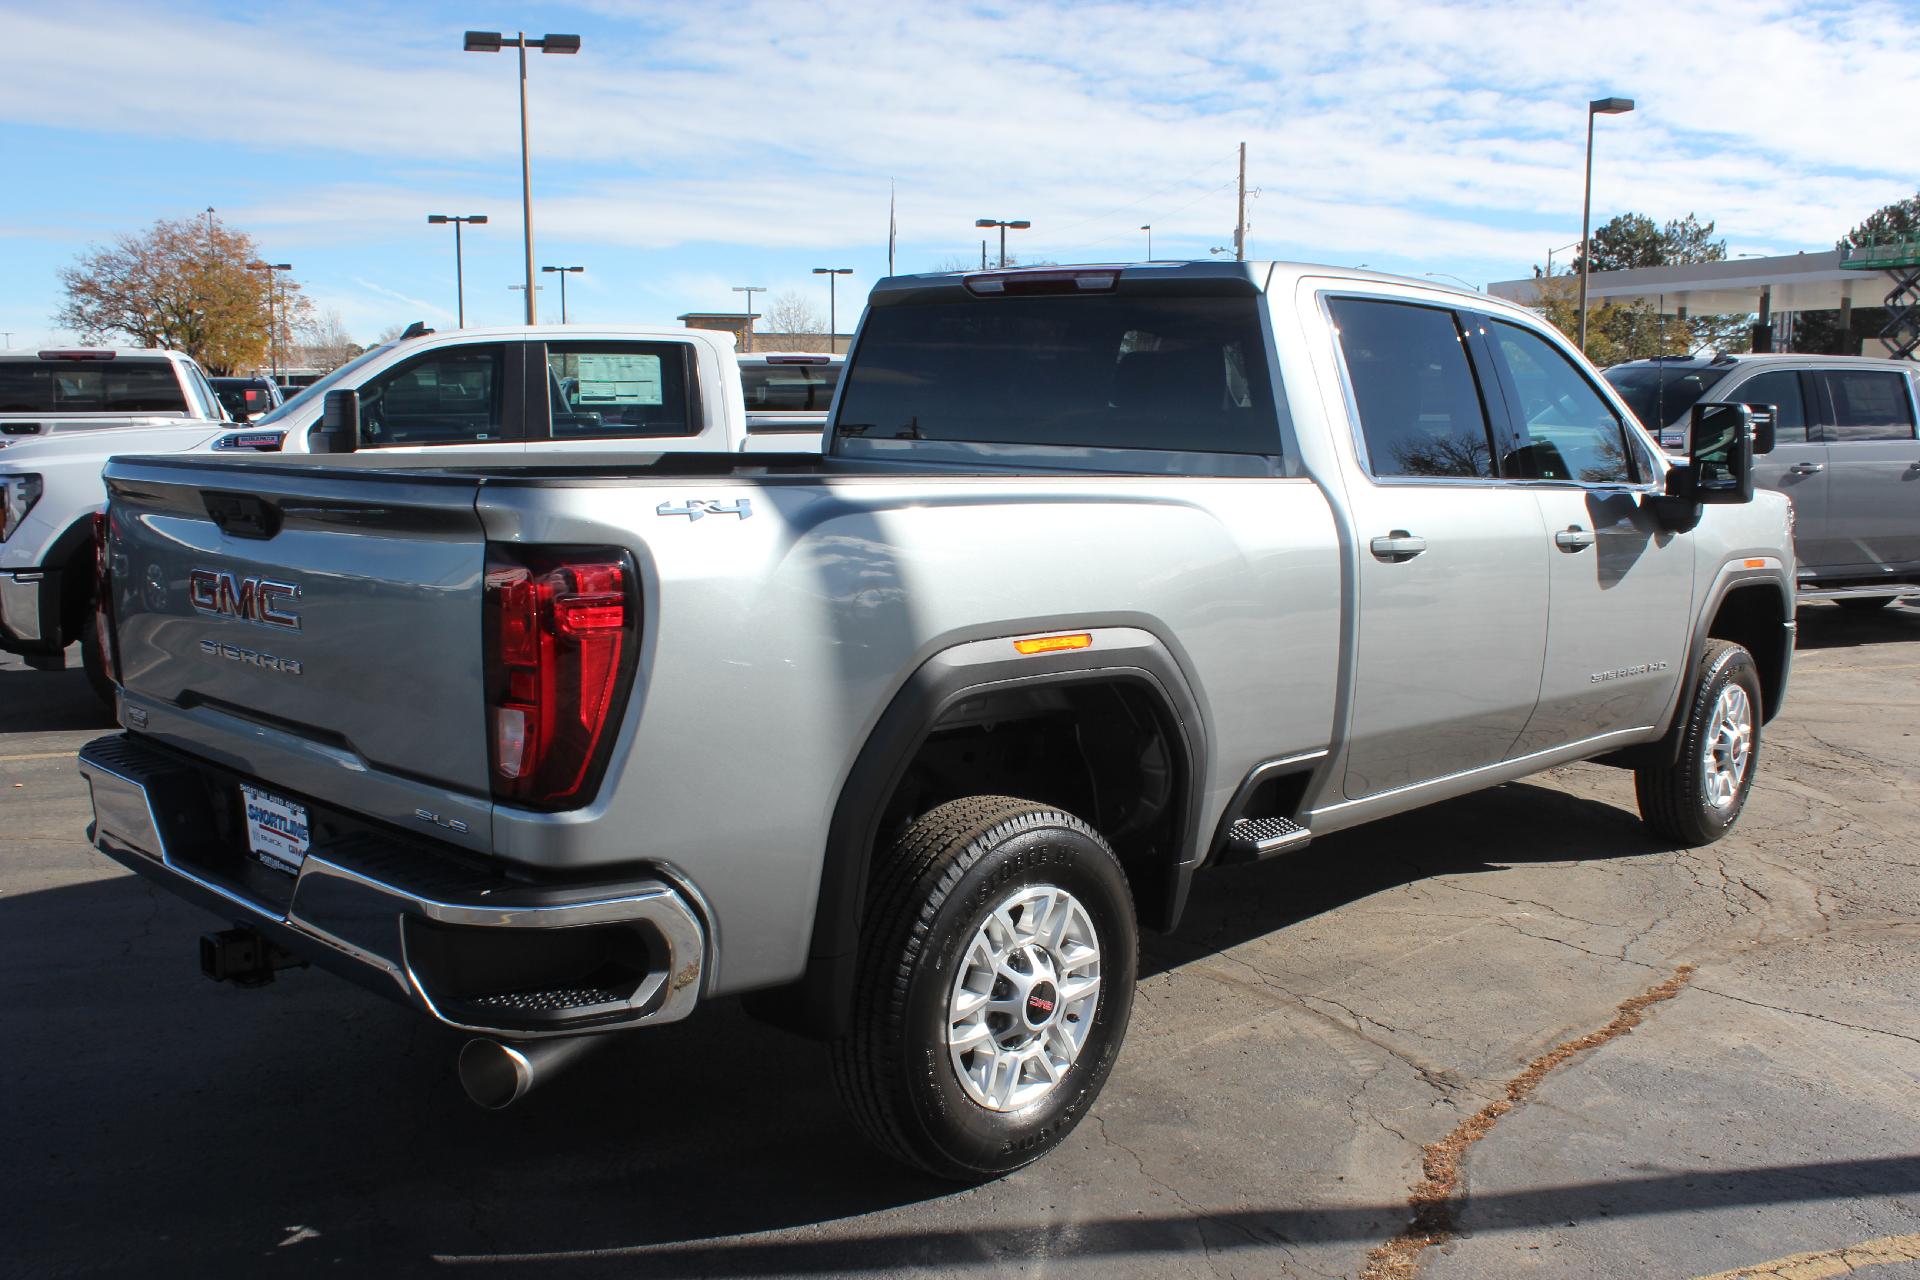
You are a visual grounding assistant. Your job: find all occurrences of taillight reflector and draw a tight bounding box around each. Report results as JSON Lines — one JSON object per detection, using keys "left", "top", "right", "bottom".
{"left": 484, "top": 549, "right": 636, "bottom": 808}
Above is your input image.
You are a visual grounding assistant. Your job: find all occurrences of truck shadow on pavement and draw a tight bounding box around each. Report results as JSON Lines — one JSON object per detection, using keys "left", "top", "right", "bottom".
{"left": 3, "top": 777, "right": 1736, "bottom": 1275}
{"left": 1793, "top": 600, "right": 1920, "bottom": 651}
{"left": 0, "top": 664, "right": 116, "bottom": 733}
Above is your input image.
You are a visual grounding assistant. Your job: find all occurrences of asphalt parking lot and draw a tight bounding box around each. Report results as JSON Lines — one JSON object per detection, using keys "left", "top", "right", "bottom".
{"left": 5, "top": 603, "right": 1919, "bottom": 1279}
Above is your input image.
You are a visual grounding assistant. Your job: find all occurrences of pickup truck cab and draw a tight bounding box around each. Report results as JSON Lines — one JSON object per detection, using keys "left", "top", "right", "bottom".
{"left": 81, "top": 262, "right": 1793, "bottom": 1181}
{"left": 0, "top": 347, "right": 224, "bottom": 450}
{"left": 202, "top": 324, "right": 789, "bottom": 457}
{"left": 1606, "top": 353, "right": 1920, "bottom": 607}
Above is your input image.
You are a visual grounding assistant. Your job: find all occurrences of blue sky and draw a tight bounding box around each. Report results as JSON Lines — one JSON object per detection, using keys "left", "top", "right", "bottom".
{"left": 2, "top": 0, "right": 1916, "bottom": 349}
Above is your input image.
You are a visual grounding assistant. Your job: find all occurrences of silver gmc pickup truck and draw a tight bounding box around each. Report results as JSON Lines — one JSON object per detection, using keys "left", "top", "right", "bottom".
{"left": 80, "top": 261, "right": 1794, "bottom": 1180}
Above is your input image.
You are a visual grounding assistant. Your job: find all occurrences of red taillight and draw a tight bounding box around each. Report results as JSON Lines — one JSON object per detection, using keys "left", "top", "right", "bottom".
{"left": 484, "top": 548, "right": 636, "bottom": 808}
{"left": 91, "top": 512, "right": 119, "bottom": 686}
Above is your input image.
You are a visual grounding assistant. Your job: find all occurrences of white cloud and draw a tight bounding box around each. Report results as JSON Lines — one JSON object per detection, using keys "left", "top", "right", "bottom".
{"left": 0, "top": 0, "right": 1912, "bottom": 319}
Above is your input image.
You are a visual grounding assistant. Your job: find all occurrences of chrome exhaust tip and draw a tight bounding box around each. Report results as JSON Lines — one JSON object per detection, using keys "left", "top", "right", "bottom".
{"left": 458, "top": 1035, "right": 601, "bottom": 1110}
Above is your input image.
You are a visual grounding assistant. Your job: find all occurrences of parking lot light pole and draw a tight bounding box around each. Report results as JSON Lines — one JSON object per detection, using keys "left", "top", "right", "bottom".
{"left": 1578, "top": 95, "right": 1635, "bottom": 354}
{"left": 540, "top": 265, "right": 583, "bottom": 323}
{"left": 1141, "top": 224, "right": 1152, "bottom": 260}
{"left": 428, "top": 214, "right": 489, "bottom": 326}
{"left": 812, "top": 268, "right": 851, "bottom": 352}
{"left": 732, "top": 285, "right": 766, "bottom": 352}
{"left": 463, "top": 29, "right": 581, "bottom": 324}
{"left": 249, "top": 261, "right": 292, "bottom": 381}
{"left": 974, "top": 218, "right": 1031, "bottom": 268}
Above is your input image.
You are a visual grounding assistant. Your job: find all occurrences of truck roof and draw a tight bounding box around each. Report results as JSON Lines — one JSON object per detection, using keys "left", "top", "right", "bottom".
{"left": 870, "top": 259, "right": 1486, "bottom": 303}
{"left": 0, "top": 347, "right": 199, "bottom": 362}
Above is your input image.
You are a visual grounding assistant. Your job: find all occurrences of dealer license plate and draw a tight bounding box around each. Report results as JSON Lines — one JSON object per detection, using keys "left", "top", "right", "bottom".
{"left": 240, "top": 784, "right": 309, "bottom": 875}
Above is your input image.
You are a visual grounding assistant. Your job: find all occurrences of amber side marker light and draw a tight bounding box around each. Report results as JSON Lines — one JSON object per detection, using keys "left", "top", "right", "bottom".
{"left": 1743, "top": 558, "right": 1767, "bottom": 569}
{"left": 1013, "top": 632, "right": 1093, "bottom": 656}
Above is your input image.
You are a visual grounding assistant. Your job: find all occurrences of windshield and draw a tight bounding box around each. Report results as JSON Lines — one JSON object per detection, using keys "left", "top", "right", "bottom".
{"left": 1603, "top": 364, "right": 1731, "bottom": 432}
{"left": 834, "top": 291, "right": 1280, "bottom": 454}
{"left": 255, "top": 343, "right": 397, "bottom": 425}
{"left": 0, "top": 357, "right": 188, "bottom": 414}
{"left": 742, "top": 362, "right": 842, "bottom": 413}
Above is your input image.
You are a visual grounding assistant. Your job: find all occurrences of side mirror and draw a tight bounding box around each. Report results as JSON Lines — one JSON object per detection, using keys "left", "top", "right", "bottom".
{"left": 1682, "top": 402, "right": 1755, "bottom": 505}
{"left": 1739, "top": 403, "right": 1778, "bottom": 455}
{"left": 313, "top": 389, "right": 361, "bottom": 455}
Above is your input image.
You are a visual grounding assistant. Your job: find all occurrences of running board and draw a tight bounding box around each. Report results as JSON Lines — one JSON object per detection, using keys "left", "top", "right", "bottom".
{"left": 1221, "top": 816, "right": 1312, "bottom": 863}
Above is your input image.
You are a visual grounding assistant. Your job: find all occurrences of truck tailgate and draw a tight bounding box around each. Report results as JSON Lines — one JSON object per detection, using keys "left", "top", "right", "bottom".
{"left": 105, "top": 457, "right": 490, "bottom": 796}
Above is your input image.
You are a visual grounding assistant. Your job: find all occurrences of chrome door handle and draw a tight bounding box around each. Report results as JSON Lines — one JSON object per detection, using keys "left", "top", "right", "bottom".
{"left": 1554, "top": 526, "right": 1596, "bottom": 552}
{"left": 1369, "top": 531, "right": 1427, "bottom": 561}
{"left": 1788, "top": 462, "right": 1825, "bottom": 475}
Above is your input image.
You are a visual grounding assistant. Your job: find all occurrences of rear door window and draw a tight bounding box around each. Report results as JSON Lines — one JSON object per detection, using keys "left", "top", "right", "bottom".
{"left": 1816, "top": 370, "right": 1917, "bottom": 442}
{"left": 1328, "top": 297, "right": 1495, "bottom": 479}
{"left": 0, "top": 358, "right": 189, "bottom": 413}
{"left": 545, "top": 342, "right": 697, "bottom": 438}
{"left": 1727, "top": 370, "right": 1809, "bottom": 445}
{"left": 358, "top": 346, "right": 506, "bottom": 447}
{"left": 1486, "top": 319, "right": 1636, "bottom": 484}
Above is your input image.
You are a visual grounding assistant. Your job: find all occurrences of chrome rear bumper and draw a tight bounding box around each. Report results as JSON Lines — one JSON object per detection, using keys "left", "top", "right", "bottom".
{"left": 78, "top": 733, "right": 706, "bottom": 1038}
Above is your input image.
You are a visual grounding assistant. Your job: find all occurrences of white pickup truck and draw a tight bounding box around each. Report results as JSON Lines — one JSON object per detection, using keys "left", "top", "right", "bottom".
{"left": 0, "top": 324, "right": 802, "bottom": 699}
{"left": 0, "top": 346, "right": 225, "bottom": 451}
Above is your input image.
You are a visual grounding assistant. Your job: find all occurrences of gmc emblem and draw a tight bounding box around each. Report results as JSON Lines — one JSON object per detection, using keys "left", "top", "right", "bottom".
{"left": 188, "top": 569, "right": 302, "bottom": 630}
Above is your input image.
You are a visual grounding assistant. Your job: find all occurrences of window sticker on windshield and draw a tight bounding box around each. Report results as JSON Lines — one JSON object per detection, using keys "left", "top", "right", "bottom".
{"left": 573, "top": 354, "right": 664, "bottom": 406}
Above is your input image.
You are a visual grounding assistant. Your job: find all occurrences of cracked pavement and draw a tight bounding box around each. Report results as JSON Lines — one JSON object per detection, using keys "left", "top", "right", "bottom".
{"left": 5, "top": 601, "right": 1919, "bottom": 1278}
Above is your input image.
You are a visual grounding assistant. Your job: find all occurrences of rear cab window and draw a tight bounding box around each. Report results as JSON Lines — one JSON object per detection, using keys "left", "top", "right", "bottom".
{"left": 0, "top": 356, "right": 190, "bottom": 414}
{"left": 545, "top": 342, "right": 698, "bottom": 439}
{"left": 832, "top": 285, "right": 1283, "bottom": 459}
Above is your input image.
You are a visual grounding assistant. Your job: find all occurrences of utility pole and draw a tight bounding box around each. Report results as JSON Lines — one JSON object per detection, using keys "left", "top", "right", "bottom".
{"left": 1235, "top": 141, "right": 1247, "bottom": 261}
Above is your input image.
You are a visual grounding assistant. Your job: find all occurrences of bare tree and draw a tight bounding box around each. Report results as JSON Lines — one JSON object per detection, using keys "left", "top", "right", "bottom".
{"left": 764, "top": 290, "right": 826, "bottom": 335}
{"left": 292, "top": 309, "right": 360, "bottom": 371}
{"left": 57, "top": 214, "right": 314, "bottom": 374}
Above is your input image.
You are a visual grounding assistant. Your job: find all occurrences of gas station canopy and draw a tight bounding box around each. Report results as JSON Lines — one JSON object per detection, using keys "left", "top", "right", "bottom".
{"left": 1487, "top": 250, "right": 1875, "bottom": 315}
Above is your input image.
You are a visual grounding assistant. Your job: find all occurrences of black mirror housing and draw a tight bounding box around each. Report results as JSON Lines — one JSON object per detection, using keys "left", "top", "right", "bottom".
{"left": 1740, "top": 403, "right": 1778, "bottom": 455}
{"left": 1685, "top": 402, "right": 1755, "bottom": 504}
{"left": 313, "top": 389, "right": 361, "bottom": 455}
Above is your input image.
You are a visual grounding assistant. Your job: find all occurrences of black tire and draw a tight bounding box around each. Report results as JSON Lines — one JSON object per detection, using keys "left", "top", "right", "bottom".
{"left": 1635, "top": 639, "right": 1762, "bottom": 847}
{"left": 79, "top": 608, "right": 116, "bottom": 711}
{"left": 1833, "top": 596, "right": 1895, "bottom": 612}
{"left": 830, "top": 795, "right": 1137, "bottom": 1181}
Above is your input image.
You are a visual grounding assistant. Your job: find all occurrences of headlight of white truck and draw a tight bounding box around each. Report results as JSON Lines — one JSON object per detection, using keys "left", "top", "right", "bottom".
{"left": 1, "top": 473, "right": 43, "bottom": 542}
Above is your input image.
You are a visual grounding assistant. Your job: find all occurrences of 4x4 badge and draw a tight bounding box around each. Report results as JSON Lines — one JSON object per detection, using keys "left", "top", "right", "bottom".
{"left": 657, "top": 498, "right": 752, "bottom": 521}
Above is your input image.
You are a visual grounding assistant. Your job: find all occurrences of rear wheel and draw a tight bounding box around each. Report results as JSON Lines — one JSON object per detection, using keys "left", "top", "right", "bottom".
{"left": 1635, "top": 639, "right": 1761, "bottom": 846}
{"left": 831, "top": 796, "right": 1137, "bottom": 1180}
{"left": 1833, "top": 596, "right": 1896, "bottom": 612}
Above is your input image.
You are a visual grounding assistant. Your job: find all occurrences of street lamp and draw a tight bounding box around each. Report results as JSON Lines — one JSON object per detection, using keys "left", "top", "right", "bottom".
{"left": 1424, "top": 272, "right": 1477, "bottom": 289}
{"left": 732, "top": 285, "right": 766, "bottom": 352}
{"left": 974, "top": 217, "right": 1031, "bottom": 268}
{"left": 463, "top": 29, "right": 581, "bottom": 324}
{"left": 1578, "top": 95, "right": 1635, "bottom": 354}
{"left": 250, "top": 261, "right": 292, "bottom": 381}
{"left": 1544, "top": 239, "right": 1580, "bottom": 278}
{"left": 428, "top": 214, "right": 489, "bottom": 326}
{"left": 812, "top": 268, "right": 852, "bottom": 352}
{"left": 540, "top": 265, "right": 584, "bottom": 323}
{"left": 1141, "top": 224, "right": 1152, "bottom": 260}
